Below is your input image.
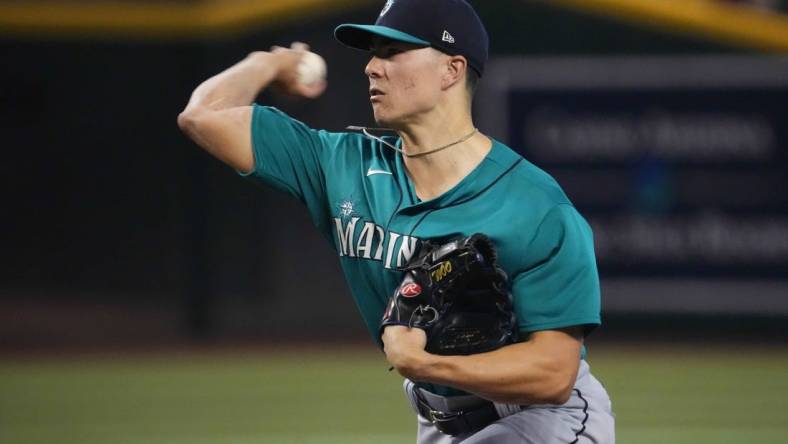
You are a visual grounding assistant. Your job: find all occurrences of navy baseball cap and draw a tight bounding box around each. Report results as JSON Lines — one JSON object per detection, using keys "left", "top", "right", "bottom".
{"left": 334, "top": 0, "right": 489, "bottom": 77}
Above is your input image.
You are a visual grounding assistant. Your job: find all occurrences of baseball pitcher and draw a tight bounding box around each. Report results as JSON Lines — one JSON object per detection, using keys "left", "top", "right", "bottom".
{"left": 178, "top": 0, "right": 615, "bottom": 442}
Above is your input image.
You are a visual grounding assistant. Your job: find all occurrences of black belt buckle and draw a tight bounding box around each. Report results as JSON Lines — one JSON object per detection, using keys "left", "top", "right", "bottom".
{"left": 428, "top": 408, "right": 469, "bottom": 436}
{"left": 417, "top": 398, "right": 498, "bottom": 436}
{"left": 429, "top": 408, "right": 461, "bottom": 422}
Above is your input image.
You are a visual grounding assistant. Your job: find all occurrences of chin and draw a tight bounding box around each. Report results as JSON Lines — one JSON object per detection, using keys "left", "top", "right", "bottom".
{"left": 373, "top": 113, "right": 394, "bottom": 128}
{"left": 372, "top": 110, "right": 405, "bottom": 129}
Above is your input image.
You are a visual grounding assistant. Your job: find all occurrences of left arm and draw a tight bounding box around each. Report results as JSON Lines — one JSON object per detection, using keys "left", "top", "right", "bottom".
{"left": 384, "top": 205, "right": 599, "bottom": 405}
{"left": 382, "top": 325, "right": 583, "bottom": 405}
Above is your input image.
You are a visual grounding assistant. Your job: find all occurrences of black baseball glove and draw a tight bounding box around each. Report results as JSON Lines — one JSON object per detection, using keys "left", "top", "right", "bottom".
{"left": 380, "top": 233, "right": 518, "bottom": 356}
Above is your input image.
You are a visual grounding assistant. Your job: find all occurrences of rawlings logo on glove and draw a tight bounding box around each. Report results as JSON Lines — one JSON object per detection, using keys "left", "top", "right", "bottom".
{"left": 380, "top": 233, "right": 518, "bottom": 356}
{"left": 400, "top": 283, "right": 422, "bottom": 297}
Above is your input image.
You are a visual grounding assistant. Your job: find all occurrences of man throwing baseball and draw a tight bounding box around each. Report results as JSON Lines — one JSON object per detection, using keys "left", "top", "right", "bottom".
{"left": 178, "top": 0, "right": 614, "bottom": 442}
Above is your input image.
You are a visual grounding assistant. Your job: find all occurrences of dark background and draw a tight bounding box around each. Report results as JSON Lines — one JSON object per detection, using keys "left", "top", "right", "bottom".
{"left": 1, "top": 0, "right": 786, "bottom": 350}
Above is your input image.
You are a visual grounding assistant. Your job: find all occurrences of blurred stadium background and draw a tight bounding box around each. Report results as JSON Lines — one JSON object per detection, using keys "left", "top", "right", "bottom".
{"left": 1, "top": 1, "right": 787, "bottom": 443}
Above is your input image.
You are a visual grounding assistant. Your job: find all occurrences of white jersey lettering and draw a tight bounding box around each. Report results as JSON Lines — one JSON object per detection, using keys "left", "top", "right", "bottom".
{"left": 356, "top": 222, "right": 376, "bottom": 259}
{"left": 374, "top": 225, "right": 386, "bottom": 261}
{"left": 333, "top": 217, "right": 418, "bottom": 265}
{"left": 334, "top": 217, "right": 360, "bottom": 257}
{"left": 385, "top": 232, "right": 402, "bottom": 269}
{"left": 397, "top": 235, "right": 418, "bottom": 268}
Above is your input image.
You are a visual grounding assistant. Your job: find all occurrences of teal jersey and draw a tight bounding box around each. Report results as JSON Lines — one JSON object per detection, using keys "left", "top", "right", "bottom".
{"left": 244, "top": 105, "right": 601, "bottom": 392}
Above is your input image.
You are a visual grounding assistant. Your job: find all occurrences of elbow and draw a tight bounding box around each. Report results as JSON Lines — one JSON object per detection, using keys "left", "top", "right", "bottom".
{"left": 177, "top": 103, "right": 214, "bottom": 137}
{"left": 536, "top": 372, "right": 576, "bottom": 405}
{"left": 492, "top": 372, "right": 575, "bottom": 405}
{"left": 519, "top": 383, "right": 573, "bottom": 406}
{"left": 546, "top": 382, "right": 575, "bottom": 405}
{"left": 177, "top": 108, "right": 200, "bottom": 134}
{"left": 511, "top": 366, "right": 576, "bottom": 406}
{"left": 498, "top": 381, "right": 574, "bottom": 406}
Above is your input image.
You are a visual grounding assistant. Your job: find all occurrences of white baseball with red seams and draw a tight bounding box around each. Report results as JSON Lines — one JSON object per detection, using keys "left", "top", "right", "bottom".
{"left": 296, "top": 51, "right": 327, "bottom": 86}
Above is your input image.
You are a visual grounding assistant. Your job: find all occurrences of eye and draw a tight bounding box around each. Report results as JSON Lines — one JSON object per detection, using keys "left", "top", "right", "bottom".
{"left": 372, "top": 46, "right": 404, "bottom": 59}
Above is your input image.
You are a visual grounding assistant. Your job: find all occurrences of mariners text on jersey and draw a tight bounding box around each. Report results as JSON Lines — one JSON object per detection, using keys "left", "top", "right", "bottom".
{"left": 333, "top": 216, "right": 419, "bottom": 269}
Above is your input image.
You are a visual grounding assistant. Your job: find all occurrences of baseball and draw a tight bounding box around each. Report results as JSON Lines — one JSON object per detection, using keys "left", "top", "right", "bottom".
{"left": 297, "top": 51, "right": 327, "bottom": 86}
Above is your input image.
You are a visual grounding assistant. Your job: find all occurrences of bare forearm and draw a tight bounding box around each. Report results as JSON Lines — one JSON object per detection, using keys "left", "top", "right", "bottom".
{"left": 184, "top": 52, "right": 280, "bottom": 113}
{"left": 383, "top": 327, "right": 583, "bottom": 405}
{"left": 416, "top": 341, "right": 579, "bottom": 405}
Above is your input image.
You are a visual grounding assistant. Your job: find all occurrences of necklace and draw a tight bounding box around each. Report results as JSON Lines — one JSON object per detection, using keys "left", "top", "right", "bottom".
{"left": 347, "top": 126, "right": 478, "bottom": 158}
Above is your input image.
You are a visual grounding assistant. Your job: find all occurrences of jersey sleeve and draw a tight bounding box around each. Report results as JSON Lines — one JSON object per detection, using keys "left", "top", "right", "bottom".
{"left": 240, "top": 104, "right": 334, "bottom": 239}
{"left": 511, "top": 204, "right": 601, "bottom": 335}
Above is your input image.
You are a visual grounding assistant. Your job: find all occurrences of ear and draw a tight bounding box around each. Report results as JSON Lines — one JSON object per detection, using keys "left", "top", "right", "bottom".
{"left": 441, "top": 55, "right": 467, "bottom": 90}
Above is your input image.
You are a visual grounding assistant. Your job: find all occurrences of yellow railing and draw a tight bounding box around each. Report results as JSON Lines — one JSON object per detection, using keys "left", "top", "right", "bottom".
{"left": 545, "top": 0, "right": 788, "bottom": 51}
{"left": 3, "top": 0, "right": 787, "bottom": 49}
{"left": 0, "top": 0, "right": 369, "bottom": 39}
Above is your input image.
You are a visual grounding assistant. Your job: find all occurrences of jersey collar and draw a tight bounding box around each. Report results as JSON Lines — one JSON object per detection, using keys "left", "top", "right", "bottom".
{"left": 393, "top": 138, "right": 521, "bottom": 212}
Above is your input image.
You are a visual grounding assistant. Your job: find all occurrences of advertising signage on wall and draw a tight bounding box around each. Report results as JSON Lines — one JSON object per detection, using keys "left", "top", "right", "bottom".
{"left": 476, "top": 56, "right": 788, "bottom": 313}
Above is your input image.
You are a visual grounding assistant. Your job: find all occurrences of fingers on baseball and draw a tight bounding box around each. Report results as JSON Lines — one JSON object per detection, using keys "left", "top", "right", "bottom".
{"left": 290, "top": 41, "right": 310, "bottom": 51}
{"left": 267, "top": 42, "right": 326, "bottom": 98}
{"left": 271, "top": 42, "right": 308, "bottom": 54}
{"left": 297, "top": 80, "right": 327, "bottom": 98}
{"left": 272, "top": 74, "right": 326, "bottom": 99}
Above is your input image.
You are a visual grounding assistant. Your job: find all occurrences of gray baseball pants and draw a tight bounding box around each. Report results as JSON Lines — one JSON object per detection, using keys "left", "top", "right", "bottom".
{"left": 404, "top": 360, "right": 615, "bottom": 443}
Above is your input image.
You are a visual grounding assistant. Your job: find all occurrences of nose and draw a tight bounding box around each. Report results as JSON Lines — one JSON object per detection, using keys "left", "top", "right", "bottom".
{"left": 365, "top": 56, "right": 383, "bottom": 79}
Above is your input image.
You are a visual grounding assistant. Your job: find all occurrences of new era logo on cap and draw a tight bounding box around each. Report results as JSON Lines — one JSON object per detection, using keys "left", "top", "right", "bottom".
{"left": 335, "top": 0, "right": 489, "bottom": 76}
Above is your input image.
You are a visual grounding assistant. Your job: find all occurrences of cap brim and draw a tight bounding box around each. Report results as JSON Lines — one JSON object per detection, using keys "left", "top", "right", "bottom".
{"left": 334, "top": 24, "right": 430, "bottom": 51}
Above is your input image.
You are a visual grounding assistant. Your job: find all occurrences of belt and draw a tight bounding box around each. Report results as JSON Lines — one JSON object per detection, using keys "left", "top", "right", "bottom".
{"left": 413, "top": 390, "right": 500, "bottom": 436}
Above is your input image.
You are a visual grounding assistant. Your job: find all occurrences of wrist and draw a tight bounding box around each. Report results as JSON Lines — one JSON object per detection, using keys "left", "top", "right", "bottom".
{"left": 400, "top": 348, "right": 436, "bottom": 381}
{"left": 245, "top": 51, "right": 282, "bottom": 76}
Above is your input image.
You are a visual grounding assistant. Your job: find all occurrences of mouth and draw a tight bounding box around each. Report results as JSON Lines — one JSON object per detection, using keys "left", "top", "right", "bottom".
{"left": 369, "top": 87, "right": 385, "bottom": 101}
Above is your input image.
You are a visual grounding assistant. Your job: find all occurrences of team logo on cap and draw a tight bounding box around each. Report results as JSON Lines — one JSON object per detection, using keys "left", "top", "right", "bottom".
{"left": 400, "top": 282, "right": 422, "bottom": 297}
{"left": 380, "top": 0, "right": 394, "bottom": 17}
